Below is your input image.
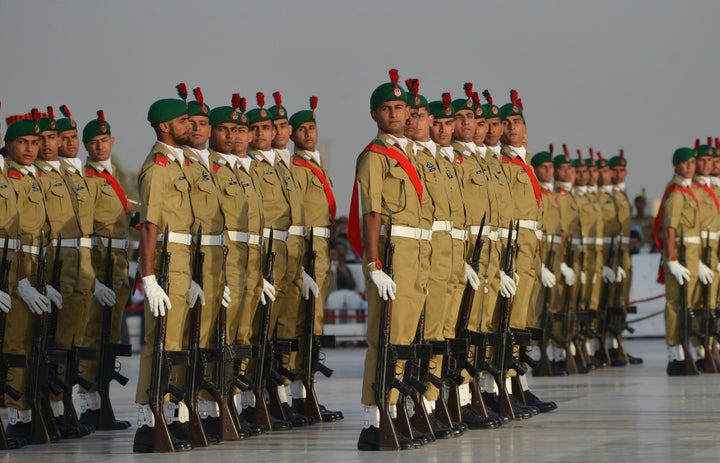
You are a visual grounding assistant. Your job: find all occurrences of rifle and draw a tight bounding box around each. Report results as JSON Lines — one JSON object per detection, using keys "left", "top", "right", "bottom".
{"left": 45, "top": 235, "right": 72, "bottom": 398}
{"left": 148, "top": 225, "right": 191, "bottom": 452}
{"left": 571, "top": 233, "right": 589, "bottom": 371}
{"left": 251, "top": 228, "right": 276, "bottom": 431}
{"left": 595, "top": 237, "right": 616, "bottom": 365}
{"left": 492, "top": 221, "right": 519, "bottom": 420}
{"left": 562, "top": 236, "right": 579, "bottom": 374}
{"left": 298, "top": 232, "right": 336, "bottom": 422}
{"left": 184, "top": 225, "right": 210, "bottom": 447}
{"left": 96, "top": 236, "right": 132, "bottom": 430}
{"left": 678, "top": 228, "right": 700, "bottom": 375}
{"left": 0, "top": 235, "right": 25, "bottom": 449}
{"left": 537, "top": 235, "right": 562, "bottom": 376}
{"left": 699, "top": 230, "right": 718, "bottom": 372}
{"left": 607, "top": 238, "right": 635, "bottom": 364}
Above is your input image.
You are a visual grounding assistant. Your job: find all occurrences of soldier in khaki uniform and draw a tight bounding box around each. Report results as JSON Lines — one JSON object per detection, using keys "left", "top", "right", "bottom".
{"left": 35, "top": 108, "right": 92, "bottom": 438}
{"left": 351, "top": 70, "right": 424, "bottom": 451}
{"left": 287, "top": 98, "right": 343, "bottom": 422}
{"left": 181, "top": 89, "right": 233, "bottom": 438}
{"left": 76, "top": 111, "right": 133, "bottom": 430}
{"left": 498, "top": 94, "right": 556, "bottom": 412}
{"left": 689, "top": 142, "right": 720, "bottom": 369}
{"left": 133, "top": 93, "right": 200, "bottom": 453}
{"left": 4, "top": 115, "right": 60, "bottom": 445}
{"left": 654, "top": 147, "right": 703, "bottom": 376}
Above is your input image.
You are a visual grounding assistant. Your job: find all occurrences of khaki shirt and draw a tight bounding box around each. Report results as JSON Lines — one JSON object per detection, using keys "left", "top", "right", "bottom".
{"left": 691, "top": 177, "right": 720, "bottom": 235}
{"left": 7, "top": 160, "right": 49, "bottom": 246}
{"left": 276, "top": 153, "right": 305, "bottom": 228}
{"left": 60, "top": 158, "right": 97, "bottom": 237}
{"left": 182, "top": 148, "right": 225, "bottom": 236}
{"left": 454, "top": 147, "right": 491, "bottom": 228}
{"left": 356, "top": 132, "right": 421, "bottom": 227}
{"left": 414, "top": 144, "right": 447, "bottom": 228}
{"left": 210, "top": 151, "right": 249, "bottom": 233}
{"left": 500, "top": 146, "right": 540, "bottom": 222}
{"left": 573, "top": 189, "right": 596, "bottom": 241}
{"left": 437, "top": 154, "right": 467, "bottom": 228}
{"left": 614, "top": 188, "right": 631, "bottom": 237}
{"left": 662, "top": 175, "right": 699, "bottom": 238}
{"left": 557, "top": 186, "right": 580, "bottom": 240}
{"left": 36, "top": 160, "right": 83, "bottom": 240}
{"left": 539, "top": 188, "right": 561, "bottom": 236}
{"left": 250, "top": 149, "right": 291, "bottom": 231}
{"left": 484, "top": 150, "right": 514, "bottom": 229}
{"left": 85, "top": 160, "right": 129, "bottom": 239}
{"left": 137, "top": 142, "right": 193, "bottom": 234}
{"left": 598, "top": 187, "right": 621, "bottom": 238}
{"left": 292, "top": 150, "right": 333, "bottom": 229}
{"left": 0, "top": 160, "right": 20, "bottom": 239}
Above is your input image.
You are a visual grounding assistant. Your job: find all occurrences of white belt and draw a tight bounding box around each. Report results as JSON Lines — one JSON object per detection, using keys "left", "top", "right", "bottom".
{"left": 517, "top": 219, "right": 538, "bottom": 231}
{"left": 679, "top": 236, "right": 701, "bottom": 245}
{"left": 571, "top": 238, "right": 582, "bottom": 247}
{"left": 451, "top": 228, "right": 468, "bottom": 241}
{"left": 470, "top": 225, "right": 492, "bottom": 237}
{"left": 227, "top": 231, "right": 264, "bottom": 246}
{"left": 0, "top": 238, "right": 20, "bottom": 251}
{"left": 311, "top": 227, "right": 331, "bottom": 239}
{"left": 195, "top": 234, "right": 225, "bottom": 246}
{"left": 92, "top": 236, "right": 129, "bottom": 250}
{"left": 288, "top": 225, "right": 306, "bottom": 237}
{"left": 156, "top": 232, "right": 192, "bottom": 246}
{"left": 498, "top": 228, "right": 517, "bottom": 240}
{"left": 51, "top": 238, "right": 91, "bottom": 249}
{"left": 593, "top": 238, "right": 604, "bottom": 246}
{"left": 620, "top": 236, "right": 631, "bottom": 245}
{"left": 432, "top": 221, "right": 453, "bottom": 232}
{"left": 22, "top": 245, "right": 42, "bottom": 256}
{"left": 704, "top": 231, "right": 720, "bottom": 241}
{"left": 263, "top": 228, "right": 289, "bottom": 242}
{"left": 545, "top": 235, "right": 562, "bottom": 245}
{"left": 380, "top": 225, "right": 429, "bottom": 240}
{"left": 602, "top": 237, "right": 614, "bottom": 244}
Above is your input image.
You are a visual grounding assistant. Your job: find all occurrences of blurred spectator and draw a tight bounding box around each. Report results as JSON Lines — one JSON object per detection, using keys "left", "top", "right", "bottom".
{"left": 629, "top": 228, "right": 643, "bottom": 255}
{"left": 632, "top": 189, "right": 656, "bottom": 251}
{"left": 331, "top": 216, "right": 359, "bottom": 262}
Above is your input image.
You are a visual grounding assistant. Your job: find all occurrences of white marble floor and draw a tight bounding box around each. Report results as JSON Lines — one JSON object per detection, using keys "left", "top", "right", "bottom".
{"left": 3, "top": 339, "right": 720, "bottom": 463}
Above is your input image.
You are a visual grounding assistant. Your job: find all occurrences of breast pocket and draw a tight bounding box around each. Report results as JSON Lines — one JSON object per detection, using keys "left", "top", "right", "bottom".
{"left": 383, "top": 164, "right": 411, "bottom": 212}
{"left": 261, "top": 171, "right": 278, "bottom": 200}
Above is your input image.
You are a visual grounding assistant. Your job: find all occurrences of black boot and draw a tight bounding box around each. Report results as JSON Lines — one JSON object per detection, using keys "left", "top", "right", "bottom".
{"left": 132, "top": 425, "right": 193, "bottom": 453}
{"left": 357, "top": 425, "right": 421, "bottom": 451}
{"left": 79, "top": 408, "right": 132, "bottom": 430}
{"left": 280, "top": 402, "right": 313, "bottom": 426}
{"left": 667, "top": 360, "right": 686, "bottom": 376}
{"left": 427, "top": 412, "right": 456, "bottom": 439}
{"left": 460, "top": 405, "right": 498, "bottom": 429}
{"left": 523, "top": 390, "right": 557, "bottom": 412}
{"left": 5, "top": 421, "right": 32, "bottom": 448}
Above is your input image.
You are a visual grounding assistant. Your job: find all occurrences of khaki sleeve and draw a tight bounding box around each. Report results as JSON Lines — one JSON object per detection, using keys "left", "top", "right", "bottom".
{"left": 138, "top": 164, "right": 169, "bottom": 226}
{"left": 357, "top": 151, "right": 387, "bottom": 215}
{"left": 662, "top": 191, "right": 683, "bottom": 231}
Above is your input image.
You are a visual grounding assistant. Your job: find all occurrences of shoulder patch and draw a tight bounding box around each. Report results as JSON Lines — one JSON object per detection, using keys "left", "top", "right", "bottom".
{"left": 154, "top": 153, "right": 168, "bottom": 167}
{"left": 212, "top": 163, "right": 220, "bottom": 173}
{"left": 184, "top": 158, "right": 191, "bottom": 166}
{"left": 7, "top": 168, "right": 21, "bottom": 180}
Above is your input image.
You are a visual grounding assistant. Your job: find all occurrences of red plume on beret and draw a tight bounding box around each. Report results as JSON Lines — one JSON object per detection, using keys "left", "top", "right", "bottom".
{"left": 442, "top": 92, "right": 451, "bottom": 108}
{"left": 405, "top": 79, "right": 414, "bottom": 94}
{"left": 708, "top": 137, "right": 713, "bottom": 148}
{"left": 0, "top": 100, "right": 2, "bottom": 112}
{"left": 619, "top": 148, "right": 624, "bottom": 159}
{"left": 589, "top": 148, "right": 595, "bottom": 160}
{"left": 562, "top": 143, "right": 569, "bottom": 161}
{"left": 46, "top": 106, "right": 55, "bottom": 121}
{"left": 193, "top": 87, "right": 204, "bottom": 106}
{"left": 31, "top": 108, "right": 40, "bottom": 122}
{"left": 464, "top": 82, "right": 473, "bottom": 99}
{"left": 176, "top": 83, "right": 188, "bottom": 101}
{"left": 389, "top": 69, "right": 399, "bottom": 86}
{"left": 413, "top": 79, "right": 420, "bottom": 96}
{"left": 273, "top": 91, "right": 282, "bottom": 107}
{"left": 695, "top": 138, "right": 700, "bottom": 152}
{"left": 483, "top": 89, "right": 493, "bottom": 105}
{"left": 472, "top": 92, "right": 481, "bottom": 109}
{"left": 97, "top": 110, "right": 105, "bottom": 126}
{"left": 715, "top": 138, "right": 720, "bottom": 151}
{"left": 310, "top": 96, "right": 318, "bottom": 111}
{"left": 59, "top": 105, "right": 71, "bottom": 118}
{"left": 576, "top": 149, "right": 583, "bottom": 160}
{"left": 549, "top": 144, "right": 554, "bottom": 154}
{"left": 256, "top": 92, "right": 265, "bottom": 108}
{"left": 231, "top": 93, "right": 240, "bottom": 111}
{"left": 597, "top": 151, "right": 604, "bottom": 161}
{"left": 510, "top": 89, "right": 519, "bottom": 105}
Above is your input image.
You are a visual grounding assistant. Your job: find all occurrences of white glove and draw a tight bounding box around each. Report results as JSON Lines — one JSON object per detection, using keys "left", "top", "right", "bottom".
{"left": 301, "top": 268, "right": 319, "bottom": 300}
{"left": 0, "top": 290, "right": 10, "bottom": 313}
{"left": 18, "top": 278, "right": 50, "bottom": 314}
{"left": 94, "top": 280, "right": 116, "bottom": 307}
{"left": 142, "top": 275, "right": 171, "bottom": 317}
{"left": 260, "top": 279, "right": 276, "bottom": 305}
{"left": 580, "top": 271, "right": 587, "bottom": 285}
{"left": 464, "top": 263, "right": 481, "bottom": 291}
{"left": 615, "top": 266, "right": 627, "bottom": 283}
{"left": 602, "top": 266, "right": 615, "bottom": 283}
{"left": 499, "top": 271, "right": 517, "bottom": 298}
{"left": 188, "top": 280, "right": 206, "bottom": 307}
{"left": 698, "top": 261, "right": 714, "bottom": 285}
{"left": 540, "top": 264, "right": 556, "bottom": 288}
{"left": 369, "top": 270, "right": 397, "bottom": 301}
{"left": 46, "top": 285, "right": 63, "bottom": 310}
{"left": 560, "top": 262, "right": 576, "bottom": 286}
{"left": 221, "top": 285, "right": 231, "bottom": 308}
{"left": 667, "top": 260, "right": 690, "bottom": 285}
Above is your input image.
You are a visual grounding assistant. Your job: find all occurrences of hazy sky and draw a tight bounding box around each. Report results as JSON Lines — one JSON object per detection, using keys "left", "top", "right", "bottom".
{"left": 2, "top": 0, "right": 719, "bottom": 213}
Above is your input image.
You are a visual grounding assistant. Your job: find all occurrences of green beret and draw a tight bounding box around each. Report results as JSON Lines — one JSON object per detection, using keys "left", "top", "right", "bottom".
{"left": 553, "top": 154, "right": 570, "bottom": 169}
{"left": 608, "top": 156, "right": 626, "bottom": 167}
{"left": 673, "top": 147, "right": 695, "bottom": 166}
{"left": 407, "top": 93, "right": 428, "bottom": 109}
{"left": 289, "top": 110, "right": 314, "bottom": 132}
{"left": 82, "top": 118, "right": 111, "bottom": 143}
{"left": 428, "top": 99, "right": 455, "bottom": 119}
{"left": 695, "top": 145, "right": 713, "bottom": 158}
{"left": 38, "top": 117, "right": 57, "bottom": 133}
{"left": 147, "top": 98, "right": 187, "bottom": 124}
{"left": 481, "top": 104, "right": 500, "bottom": 119}
{"left": 56, "top": 118, "right": 77, "bottom": 133}
{"left": 571, "top": 158, "right": 582, "bottom": 168}
{"left": 268, "top": 105, "right": 288, "bottom": 120}
{"left": 370, "top": 82, "right": 407, "bottom": 110}
{"left": 209, "top": 106, "right": 243, "bottom": 127}
{"left": 4, "top": 119, "right": 40, "bottom": 142}
{"left": 246, "top": 107, "right": 273, "bottom": 126}
{"left": 187, "top": 101, "right": 210, "bottom": 118}
{"left": 584, "top": 158, "right": 595, "bottom": 168}
{"left": 531, "top": 151, "right": 552, "bottom": 167}
{"left": 499, "top": 102, "right": 523, "bottom": 120}
{"left": 451, "top": 97, "right": 475, "bottom": 114}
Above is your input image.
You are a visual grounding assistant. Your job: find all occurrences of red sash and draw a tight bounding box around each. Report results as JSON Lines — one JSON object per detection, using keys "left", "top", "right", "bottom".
{"left": 692, "top": 181, "right": 720, "bottom": 212}
{"left": 503, "top": 155, "right": 541, "bottom": 206}
{"left": 652, "top": 183, "right": 698, "bottom": 250}
{"left": 293, "top": 156, "right": 336, "bottom": 221}
{"left": 85, "top": 166, "right": 129, "bottom": 211}
{"left": 348, "top": 142, "right": 423, "bottom": 257}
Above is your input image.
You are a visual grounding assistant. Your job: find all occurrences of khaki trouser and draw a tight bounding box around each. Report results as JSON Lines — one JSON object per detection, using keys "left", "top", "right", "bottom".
{"left": 480, "top": 239, "right": 502, "bottom": 333}
{"left": 528, "top": 253, "right": 543, "bottom": 329}
{"left": 5, "top": 250, "right": 34, "bottom": 410}
{"left": 665, "top": 244, "right": 700, "bottom": 346}
{"left": 275, "top": 235, "right": 304, "bottom": 339}
{"left": 250, "top": 239, "right": 288, "bottom": 344}
{"left": 589, "top": 244, "right": 604, "bottom": 313}
{"left": 79, "top": 246, "right": 130, "bottom": 393}
{"left": 692, "top": 241, "right": 719, "bottom": 310}
{"left": 361, "top": 236, "right": 422, "bottom": 406}
{"left": 135, "top": 243, "right": 191, "bottom": 404}
{"left": 225, "top": 241, "right": 249, "bottom": 342}
{"left": 509, "top": 229, "right": 538, "bottom": 329}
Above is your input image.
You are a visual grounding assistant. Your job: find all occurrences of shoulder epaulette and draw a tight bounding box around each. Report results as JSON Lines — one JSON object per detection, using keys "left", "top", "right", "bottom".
{"left": 372, "top": 138, "right": 388, "bottom": 148}
{"left": 7, "top": 167, "right": 21, "bottom": 180}
{"left": 153, "top": 152, "right": 168, "bottom": 167}
{"left": 184, "top": 158, "right": 191, "bottom": 166}
{"left": 247, "top": 152, "right": 257, "bottom": 161}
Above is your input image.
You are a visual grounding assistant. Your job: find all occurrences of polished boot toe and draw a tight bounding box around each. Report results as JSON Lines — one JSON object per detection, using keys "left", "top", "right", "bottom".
{"left": 6, "top": 422, "right": 32, "bottom": 447}
{"left": 319, "top": 404, "right": 344, "bottom": 421}
{"left": 357, "top": 425, "right": 421, "bottom": 451}
{"left": 524, "top": 390, "right": 558, "bottom": 412}
{"left": 79, "top": 409, "right": 131, "bottom": 430}
{"left": 133, "top": 425, "right": 193, "bottom": 453}
{"left": 427, "top": 413, "right": 454, "bottom": 439}
{"left": 666, "top": 360, "right": 686, "bottom": 376}
{"left": 608, "top": 348, "right": 628, "bottom": 367}
{"left": 281, "top": 402, "right": 313, "bottom": 426}
{"left": 460, "top": 405, "right": 498, "bottom": 429}
{"left": 627, "top": 354, "right": 643, "bottom": 365}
